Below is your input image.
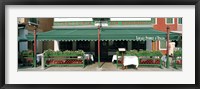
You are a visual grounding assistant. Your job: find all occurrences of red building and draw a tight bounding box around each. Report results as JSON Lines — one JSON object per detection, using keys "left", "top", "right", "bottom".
{"left": 152, "top": 18, "right": 182, "bottom": 54}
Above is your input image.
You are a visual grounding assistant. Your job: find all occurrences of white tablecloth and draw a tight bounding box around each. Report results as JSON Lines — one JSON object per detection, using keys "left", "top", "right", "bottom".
{"left": 84, "top": 54, "right": 94, "bottom": 61}
{"left": 112, "top": 55, "right": 122, "bottom": 62}
{"left": 36, "top": 53, "right": 43, "bottom": 63}
{"left": 112, "top": 55, "right": 139, "bottom": 68}
{"left": 124, "top": 56, "right": 139, "bottom": 68}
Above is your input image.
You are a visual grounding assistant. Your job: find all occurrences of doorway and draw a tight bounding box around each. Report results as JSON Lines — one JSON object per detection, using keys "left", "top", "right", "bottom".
{"left": 95, "top": 41, "right": 109, "bottom": 62}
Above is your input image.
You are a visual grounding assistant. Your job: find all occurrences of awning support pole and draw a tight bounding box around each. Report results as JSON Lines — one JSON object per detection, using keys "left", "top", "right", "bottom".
{"left": 166, "top": 26, "right": 170, "bottom": 68}
{"left": 33, "top": 29, "right": 37, "bottom": 67}
{"left": 98, "top": 26, "right": 101, "bottom": 68}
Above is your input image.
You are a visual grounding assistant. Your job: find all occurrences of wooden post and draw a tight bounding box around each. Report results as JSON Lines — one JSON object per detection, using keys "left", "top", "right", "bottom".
{"left": 166, "top": 26, "right": 170, "bottom": 68}
{"left": 98, "top": 25, "right": 100, "bottom": 68}
{"left": 122, "top": 52, "right": 125, "bottom": 70}
{"left": 33, "top": 28, "right": 37, "bottom": 67}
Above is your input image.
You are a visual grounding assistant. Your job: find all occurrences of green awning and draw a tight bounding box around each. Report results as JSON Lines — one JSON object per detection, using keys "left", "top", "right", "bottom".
{"left": 27, "top": 27, "right": 180, "bottom": 41}
{"left": 18, "top": 37, "right": 27, "bottom": 41}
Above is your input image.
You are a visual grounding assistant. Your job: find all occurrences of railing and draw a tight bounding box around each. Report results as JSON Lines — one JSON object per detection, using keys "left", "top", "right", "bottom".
{"left": 44, "top": 55, "right": 85, "bottom": 68}
{"left": 173, "top": 56, "right": 182, "bottom": 69}
{"left": 115, "top": 54, "right": 162, "bottom": 69}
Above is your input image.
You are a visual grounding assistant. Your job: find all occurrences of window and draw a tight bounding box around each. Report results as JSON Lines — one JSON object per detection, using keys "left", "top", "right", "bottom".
{"left": 166, "top": 18, "right": 174, "bottom": 24}
{"left": 178, "top": 18, "right": 182, "bottom": 24}
{"left": 29, "top": 18, "right": 38, "bottom": 24}
{"left": 151, "top": 18, "right": 157, "bottom": 24}
{"left": 159, "top": 40, "right": 167, "bottom": 50}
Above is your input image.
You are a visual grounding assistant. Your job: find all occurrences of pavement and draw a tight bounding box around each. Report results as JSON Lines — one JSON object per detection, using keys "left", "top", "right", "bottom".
{"left": 18, "top": 62, "right": 182, "bottom": 71}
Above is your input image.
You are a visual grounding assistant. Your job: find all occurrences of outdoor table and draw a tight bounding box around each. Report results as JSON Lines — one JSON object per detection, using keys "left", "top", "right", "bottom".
{"left": 84, "top": 54, "right": 94, "bottom": 61}
{"left": 112, "top": 55, "right": 121, "bottom": 62}
{"left": 113, "top": 55, "right": 138, "bottom": 68}
{"left": 123, "top": 56, "right": 139, "bottom": 68}
{"left": 36, "top": 53, "right": 43, "bottom": 63}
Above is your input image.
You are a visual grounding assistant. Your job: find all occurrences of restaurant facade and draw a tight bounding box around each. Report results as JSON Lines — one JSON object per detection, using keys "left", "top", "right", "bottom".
{"left": 26, "top": 18, "right": 181, "bottom": 62}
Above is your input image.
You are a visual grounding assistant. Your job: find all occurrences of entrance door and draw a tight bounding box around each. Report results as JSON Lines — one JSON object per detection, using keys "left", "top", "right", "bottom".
{"left": 95, "top": 41, "right": 109, "bottom": 62}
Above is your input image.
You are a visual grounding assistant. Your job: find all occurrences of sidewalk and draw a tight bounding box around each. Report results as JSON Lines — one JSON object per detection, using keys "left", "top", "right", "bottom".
{"left": 18, "top": 62, "right": 182, "bottom": 71}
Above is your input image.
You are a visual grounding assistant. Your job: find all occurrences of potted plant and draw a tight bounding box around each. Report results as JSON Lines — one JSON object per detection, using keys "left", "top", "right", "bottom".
{"left": 126, "top": 50, "right": 138, "bottom": 56}
{"left": 151, "top": 50, "right": 162, "bottom": 58}
{"left": 138, "top": 50, "right": 151, "bottom": 58}
{"left": 21, "top": 50, "right": 33, "bottom": 57}
{"left": 44, "top": 49, "right": 54, "bottom": 58}
{"left": 174, "top": 50, "right": 182, "bottom": 59}
{"left": 20, "top": 50, "right": 34, "bottom": 66}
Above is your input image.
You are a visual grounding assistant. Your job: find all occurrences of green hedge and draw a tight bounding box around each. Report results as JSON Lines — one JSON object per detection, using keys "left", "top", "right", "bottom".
{"left": 116, "top": 50, "right": 162, "bottom": 57}
{"left": 21, "top": 50, "right": 33, "bottom": 57}
{"left": 174, "top": 50, "right": 182, "bottom": 57}
{"left": 44, "top": 49, "right": 85, "bottom": 57}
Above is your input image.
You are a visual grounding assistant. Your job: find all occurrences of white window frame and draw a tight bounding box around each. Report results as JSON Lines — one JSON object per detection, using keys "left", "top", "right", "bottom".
{"left": 155, "top": 18, "right": 157, "bottom": 24}
{"left": 159, "top": 40, "right": 167, "bottom": 50}
{"left": 178, "top": 18, "right": 182, "bottom": 25}
{"left": 165, "top": 18, "right": 174, "bottom": 24}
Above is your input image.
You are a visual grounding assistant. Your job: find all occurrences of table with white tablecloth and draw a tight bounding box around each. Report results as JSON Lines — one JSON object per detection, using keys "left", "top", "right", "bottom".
{"left": 112, "top": 55, "right": 122, "bottom": 62}
{"left": 36, "top": 53, "right": 43, "bottom": 63}
{"left": 112, "top": 55, "right": 139, "bottom": 68}
{"left": 84, "top": 54, "right": 94, "bottom": 61}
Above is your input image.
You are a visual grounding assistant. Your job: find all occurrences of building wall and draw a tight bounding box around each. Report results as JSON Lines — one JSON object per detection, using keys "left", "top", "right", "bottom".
{"left": 37, "top": 18, "right": 54, "bottom": 52}
{"left": 153, "top": 18, "right": 179, "bottom": 54}
{"left": 23, "top": 18, "right": 54, "bottom": 53}
{"left": 153, "top": 18, "right": 178, "bottom": 32}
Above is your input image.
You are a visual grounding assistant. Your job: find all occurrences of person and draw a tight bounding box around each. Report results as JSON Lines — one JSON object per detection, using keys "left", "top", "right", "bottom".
{"left": 161, "top": 54, "right": 167, "bottom": 67}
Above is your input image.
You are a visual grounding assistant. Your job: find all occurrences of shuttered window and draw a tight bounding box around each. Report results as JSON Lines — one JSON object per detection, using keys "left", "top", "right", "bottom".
{"left": 160, "top": 40, "right": 166, "bottom": 49}
{"left": 178, "top": 18, "right": 182, "bottom": 24}
{"left": 166, "top": 18, "right": 174, "bottom": 24}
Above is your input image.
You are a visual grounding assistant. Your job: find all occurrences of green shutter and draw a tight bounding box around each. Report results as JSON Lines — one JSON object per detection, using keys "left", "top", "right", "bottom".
{"left": 151, "top": 18, "right": 155, "bottom": 23}
{"left": 167, "top": 18, "right": 173, "bottom": 24}
{"left": 178, "top": 18, "right": 182, "bottom": 24}
{"left": 160, "top": 40, "right": 166, "bottom": 49}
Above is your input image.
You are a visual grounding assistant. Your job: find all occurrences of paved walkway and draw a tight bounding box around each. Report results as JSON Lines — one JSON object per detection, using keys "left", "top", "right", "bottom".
{"left": 18, "top": 62, "right": 182, "bottom": 71}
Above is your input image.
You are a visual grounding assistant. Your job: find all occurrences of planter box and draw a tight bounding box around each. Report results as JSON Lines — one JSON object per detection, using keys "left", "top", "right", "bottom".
{"left": 22, "top": 56, "right": 34, "bottom": 66}
{"left": 45, "top": 55, "right": 85, "bottom": 68}
{"left": 174, "top": 56, "right": 182, "bottom": 69}
{"left": 138, "top": 56, "right": 162, "bottom": 69}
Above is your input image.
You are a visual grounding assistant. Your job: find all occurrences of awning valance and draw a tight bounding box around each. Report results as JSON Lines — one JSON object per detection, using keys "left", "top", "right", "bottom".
{"left": 27, "top": 27, "right": 180, "bottom": 41}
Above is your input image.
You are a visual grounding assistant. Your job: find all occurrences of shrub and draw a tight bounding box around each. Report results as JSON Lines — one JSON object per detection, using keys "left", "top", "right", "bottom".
{"left": 21, "top": 50, "right": 33, "bottom": 56}
{"left": 174, "top": 50, "right": 182, "bottom": 57}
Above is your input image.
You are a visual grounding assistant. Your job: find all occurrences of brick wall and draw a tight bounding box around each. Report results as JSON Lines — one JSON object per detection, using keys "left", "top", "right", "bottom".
{"left": 153, "top": 18, "right": 178, "bottom": 32}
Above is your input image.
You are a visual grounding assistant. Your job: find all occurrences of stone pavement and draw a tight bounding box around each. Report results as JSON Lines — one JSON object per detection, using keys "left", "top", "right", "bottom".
{"left": 18, "top": 62, "right": 182, "bottom": 71}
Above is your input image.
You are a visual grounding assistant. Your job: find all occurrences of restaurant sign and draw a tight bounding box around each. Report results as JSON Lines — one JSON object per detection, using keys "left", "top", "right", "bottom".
{"left": 136, "top": 36, "right": 165, "bottom": 40}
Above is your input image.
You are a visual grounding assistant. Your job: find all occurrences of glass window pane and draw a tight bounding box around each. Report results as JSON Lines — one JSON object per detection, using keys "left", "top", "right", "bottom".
{"left": 29, "top": 18, "right": 37, "bottom": 23}
{"left": 160, "top": 40, "right": 166, "bottom": 49}
{"left": 178, "top": 18, "right": 182, "bottom": 24}
{"left": 151, "top": 18, "right": 155, "bottom": 23}
{"left": 167, "top": 18, "right": 173, "bottom": 24}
